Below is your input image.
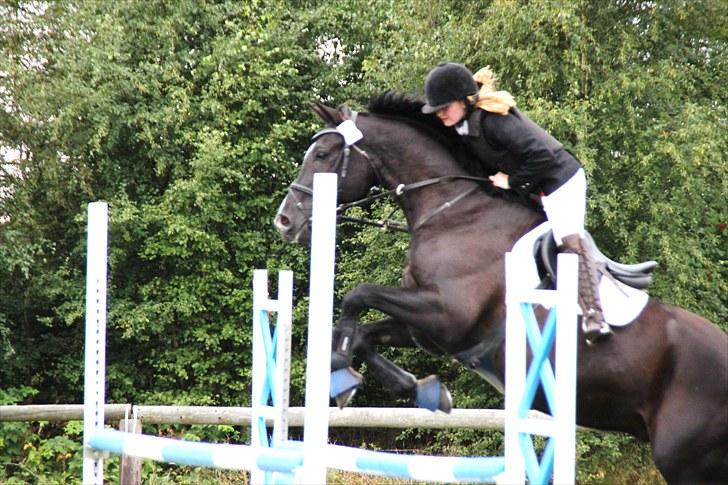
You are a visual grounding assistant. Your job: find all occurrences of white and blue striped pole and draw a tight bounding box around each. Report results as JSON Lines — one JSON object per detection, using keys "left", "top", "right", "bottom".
{"left": 83, "top": 202, "right": 109, "bottom": 485}
{"left": 323, "top": 444, "right": 504, "bottom": 482}
{"left": 85, "top": 429, "right": 505, "bottom": 482}
{"left": 87, "top": 429, "right": 303, "bottom": 472}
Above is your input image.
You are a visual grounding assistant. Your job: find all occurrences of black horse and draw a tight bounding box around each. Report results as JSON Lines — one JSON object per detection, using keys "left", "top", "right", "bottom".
{"left": 274, "top": 93, "right": 728, "bottom": 484}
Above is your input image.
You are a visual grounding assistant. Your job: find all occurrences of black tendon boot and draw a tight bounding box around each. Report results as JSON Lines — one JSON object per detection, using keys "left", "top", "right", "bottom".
{"left": 559, "top": 234, "right": 613, "bottom": 345}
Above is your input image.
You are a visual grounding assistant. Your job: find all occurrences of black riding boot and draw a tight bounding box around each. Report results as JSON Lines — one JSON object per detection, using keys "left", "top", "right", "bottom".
{"left": 559, "top": 234, "right": 613, "bottom": 345}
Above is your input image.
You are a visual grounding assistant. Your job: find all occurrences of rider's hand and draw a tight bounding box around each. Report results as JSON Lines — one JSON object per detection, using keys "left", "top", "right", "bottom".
{"left": 489, "top": 171, "right": 510, "bottom": 190}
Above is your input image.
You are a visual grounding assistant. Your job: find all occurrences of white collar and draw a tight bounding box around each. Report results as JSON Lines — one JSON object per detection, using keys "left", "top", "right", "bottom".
{"left": 455, "top": 120, "right": 469, "bottom": 136}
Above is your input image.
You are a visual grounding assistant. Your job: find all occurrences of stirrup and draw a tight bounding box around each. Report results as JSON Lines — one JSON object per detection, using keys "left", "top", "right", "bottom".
{"left": 582, "top": 311, "right": 612, "bottom": 345}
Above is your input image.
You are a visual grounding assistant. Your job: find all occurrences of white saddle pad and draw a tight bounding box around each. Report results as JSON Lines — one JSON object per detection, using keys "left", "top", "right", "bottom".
{"left": 510, "top": 222, "right": 648, "bottom": 327}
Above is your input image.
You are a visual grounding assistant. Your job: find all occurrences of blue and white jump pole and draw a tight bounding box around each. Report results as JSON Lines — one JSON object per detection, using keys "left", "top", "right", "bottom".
{"left": 251, "top": 268, "right": 293, "bottom": 484}
{"left": 82, "top": 173, "right": 577, "bottom": 484}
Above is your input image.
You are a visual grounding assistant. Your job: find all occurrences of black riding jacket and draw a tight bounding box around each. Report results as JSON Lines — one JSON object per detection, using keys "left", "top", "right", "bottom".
{"left": 458, "top": 107, "right": 580, "bottom": 197}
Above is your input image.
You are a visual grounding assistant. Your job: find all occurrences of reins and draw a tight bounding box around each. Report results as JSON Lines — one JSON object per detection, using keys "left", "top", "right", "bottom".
{"left": 336, "top": 174, "right": 493, "bottom": 232}
{"left": 291, "top": 173, "right": 492, "bottom": 234}
{"left": 287, "top": 109, "right": 494, "bottom": 233}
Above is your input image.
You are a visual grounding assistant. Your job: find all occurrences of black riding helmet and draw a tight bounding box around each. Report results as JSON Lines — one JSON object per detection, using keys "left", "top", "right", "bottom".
{"left": 422, "top": 63, "right": 478, "bottom": 114}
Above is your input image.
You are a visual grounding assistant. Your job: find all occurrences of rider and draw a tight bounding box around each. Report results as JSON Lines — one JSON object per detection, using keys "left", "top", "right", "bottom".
{"left": 422, "top": 62, "right": 612, "bottom": 344}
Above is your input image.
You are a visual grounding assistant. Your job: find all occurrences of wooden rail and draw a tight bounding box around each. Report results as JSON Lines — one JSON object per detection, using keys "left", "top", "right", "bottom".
{"left": 0, "top": 404, "right": 131, "bottom": 422}
{"left": 0, "top": 405, "right": 559, "bottom": 429}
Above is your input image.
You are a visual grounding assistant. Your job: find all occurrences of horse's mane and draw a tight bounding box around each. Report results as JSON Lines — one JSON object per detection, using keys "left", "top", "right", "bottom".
{"left": 366, "top": 91, "right": 542, "bottom": 212}
{"left": 366, "top": 92, "right": 435, "bottom": 124}
{"left": 366, "top": 91, "right": 464, "bottom": 160}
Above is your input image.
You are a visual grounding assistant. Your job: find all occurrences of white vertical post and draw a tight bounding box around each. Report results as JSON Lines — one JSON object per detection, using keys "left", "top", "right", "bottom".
{"left": 83, "top": 202, "right": 109, "bottom": 485}
{"left": 553, "top": 253, "right": 577, "bottom": 484}
{"left": 300, "top": 173, "right": 337, "bottom": 484}
{"left": 502, "top": 250, "right": 578, "bottom": 485}
{"left": 274, "top": 270, "right": 293, "bottom": 446}
{"left": 503, "top": 251, "right": 527, "bottom": 485}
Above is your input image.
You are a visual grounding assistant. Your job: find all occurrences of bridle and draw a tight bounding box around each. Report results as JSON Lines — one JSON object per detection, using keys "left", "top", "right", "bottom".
{"left": 289, "top": 109, "right": 376, "bottom": 195}
{"left": 288, "top": 136, "right": 373, "bottom": 197}
{"left": 286, "top": 110, "right": 380, "bottom": 222}
{"left": 285, "top": 110, "right": 493, "bottom": 233}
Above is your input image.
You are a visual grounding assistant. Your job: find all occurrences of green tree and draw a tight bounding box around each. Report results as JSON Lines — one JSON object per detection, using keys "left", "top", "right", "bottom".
{"left": 0, "top": 0, "right": 396, "bottom": 406}
{"left": 0, "top": 0, "right": 305, "bottom": 405}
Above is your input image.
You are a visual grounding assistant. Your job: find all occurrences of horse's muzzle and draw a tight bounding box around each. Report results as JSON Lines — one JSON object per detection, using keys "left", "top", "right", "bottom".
{"left": 274, "top": 209, "right": 311, "bottom": 245}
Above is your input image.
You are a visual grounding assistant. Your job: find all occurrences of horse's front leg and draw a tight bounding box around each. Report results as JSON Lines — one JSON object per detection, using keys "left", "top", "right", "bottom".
{"left": 332, "top": 283, "right": 447, "bottom": 369}
{"left": 330, "top": 284, "right": 453, "bottom": 411}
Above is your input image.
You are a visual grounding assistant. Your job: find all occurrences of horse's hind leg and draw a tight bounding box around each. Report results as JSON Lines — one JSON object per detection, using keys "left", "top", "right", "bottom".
{"left": 650, "top": 400, "right": 728, "bottom": 484}
{"left": 359, "top": 346, "right": 452, "bottom": 413}
{"left": 360, "top": 319, "right": 452, "bottom": 412}
{"left": 330, "top": 283, "right": 455, "bottom": 411}
{"left": 332, "top": 283, "right": 450, "bottom": 369}
{"left": 647, "top": 320, "right": 728, "bottom": 484}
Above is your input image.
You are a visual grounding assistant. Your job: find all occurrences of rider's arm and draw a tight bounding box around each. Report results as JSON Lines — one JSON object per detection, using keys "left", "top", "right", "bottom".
{"left": 482, "top": 109, "right": 562, "bottom": 196}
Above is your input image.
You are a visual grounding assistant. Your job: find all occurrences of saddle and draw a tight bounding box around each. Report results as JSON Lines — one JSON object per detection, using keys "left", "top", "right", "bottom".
{"left": 534, "top": 230, "right": 658, "bottom": 290}
{"left": 454, "top": 229, "right": 657, "bottom": 388}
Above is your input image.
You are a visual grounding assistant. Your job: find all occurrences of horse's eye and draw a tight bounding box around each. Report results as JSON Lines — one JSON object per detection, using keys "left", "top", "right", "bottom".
{"left": 315, "top": 151, "right": 326, "bottom": 160}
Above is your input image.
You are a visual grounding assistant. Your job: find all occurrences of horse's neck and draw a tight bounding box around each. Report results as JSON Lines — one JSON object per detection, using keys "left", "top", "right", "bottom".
{"left": 374, "top": 137, "right": 473, "bottom": 227}
{"left": 368, "top": 119, "right": 541, "bottom": 235}
{"left": 384, "top": 155, "right": 542, "bottom": 240}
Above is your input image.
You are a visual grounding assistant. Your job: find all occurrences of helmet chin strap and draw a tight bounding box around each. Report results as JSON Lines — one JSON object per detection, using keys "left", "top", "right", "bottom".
{"left": 465, "top": 93, "right": 478, "bottom": 114}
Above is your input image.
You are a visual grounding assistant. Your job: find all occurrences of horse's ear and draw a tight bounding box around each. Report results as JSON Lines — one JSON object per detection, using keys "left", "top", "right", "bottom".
{"left": 338, "top": 104, "right": 353, "bottom": 120}
{"left": 311, "top": 102, "right": 342, "bottom": 126}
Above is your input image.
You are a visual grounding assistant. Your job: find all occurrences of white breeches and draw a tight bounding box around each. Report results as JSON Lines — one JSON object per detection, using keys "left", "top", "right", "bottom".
{"left": 540, "top": 168, "right": 587, "bottom": 245}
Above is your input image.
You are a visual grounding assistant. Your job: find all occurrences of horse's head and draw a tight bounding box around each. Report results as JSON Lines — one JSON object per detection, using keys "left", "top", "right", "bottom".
{"left": 274, "top": 102, "right": 378, "bottom": 245}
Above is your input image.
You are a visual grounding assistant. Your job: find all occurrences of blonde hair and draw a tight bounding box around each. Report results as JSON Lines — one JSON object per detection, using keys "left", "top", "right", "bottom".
{"left": 469, "top": 66, "right": 515, "bottom": 115}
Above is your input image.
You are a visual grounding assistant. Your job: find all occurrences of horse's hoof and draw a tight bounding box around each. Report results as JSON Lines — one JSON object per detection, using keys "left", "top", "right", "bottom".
{"left": 335, "top": 387, "right": 357, "bottom": 409}
{"left": 330, "top": 367, "right": 362, "bottom": 409}
{"left": 415, "top": 375, "right": 453, "bottom": 413}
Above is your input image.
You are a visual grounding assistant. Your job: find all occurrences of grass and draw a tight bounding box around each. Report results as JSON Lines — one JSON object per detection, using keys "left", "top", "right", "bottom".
{"left": 140, "top": 467, "right": 665, "bottom": 485}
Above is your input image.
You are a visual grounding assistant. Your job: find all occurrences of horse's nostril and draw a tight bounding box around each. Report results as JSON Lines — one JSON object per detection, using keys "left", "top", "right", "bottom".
{"left": 276, "top": 214, "right": 290, "bottom": 228}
